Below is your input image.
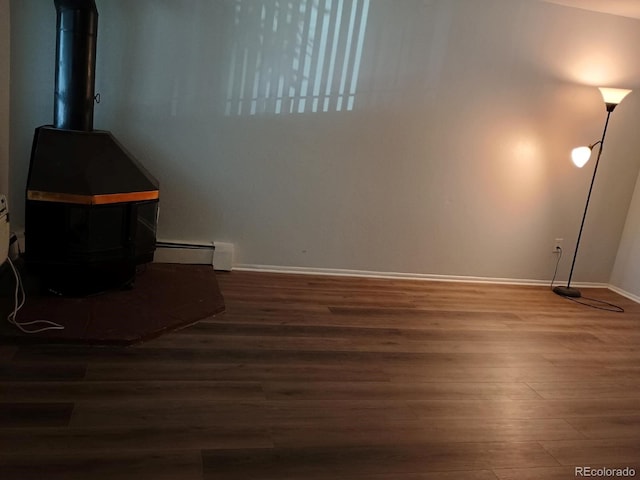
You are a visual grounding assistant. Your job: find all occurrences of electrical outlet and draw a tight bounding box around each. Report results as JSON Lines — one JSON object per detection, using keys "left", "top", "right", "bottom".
{"left": 553, "top": 238, "right": 563, "bottom": 253}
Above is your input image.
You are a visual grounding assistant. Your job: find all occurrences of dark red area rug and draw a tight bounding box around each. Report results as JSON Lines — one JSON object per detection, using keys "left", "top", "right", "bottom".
{"left": 0, "top": 263, "right": 225, "bottom": 345}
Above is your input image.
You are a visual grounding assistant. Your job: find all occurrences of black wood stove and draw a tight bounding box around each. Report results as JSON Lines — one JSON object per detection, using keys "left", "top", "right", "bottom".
{"left": 25, "top": 0, "right": 159, "bottom": 296}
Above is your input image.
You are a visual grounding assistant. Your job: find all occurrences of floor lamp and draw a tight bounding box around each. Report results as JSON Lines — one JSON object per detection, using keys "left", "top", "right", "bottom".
{"left": 553, "top": 87, "right": 632, "bottom": 298}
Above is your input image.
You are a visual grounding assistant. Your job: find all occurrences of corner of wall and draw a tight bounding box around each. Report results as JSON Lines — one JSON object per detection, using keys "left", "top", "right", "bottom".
{"left": 610, "top": 168, "right": 640, "bottom": 296}
{"left": 0, "top": 0, "right": 10, "bottom": 196}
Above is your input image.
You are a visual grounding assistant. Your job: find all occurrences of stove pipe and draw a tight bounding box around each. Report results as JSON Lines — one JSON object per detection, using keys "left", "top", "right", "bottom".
{"left": 54, "top": 0, "right": 98, "bottom": 131}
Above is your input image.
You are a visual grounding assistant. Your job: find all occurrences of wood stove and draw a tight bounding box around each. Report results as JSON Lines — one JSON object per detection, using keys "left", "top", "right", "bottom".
{"left": 25, "top": 0, "right": 159, "bottom": 296}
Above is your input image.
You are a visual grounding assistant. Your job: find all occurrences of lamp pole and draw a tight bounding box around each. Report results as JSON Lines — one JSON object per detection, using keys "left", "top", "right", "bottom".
{"left": 553, "top": 88, "right": 631, "bottom": 299}
{"left": 553, "top": 96, "right": 618, "bottom": 298}
{"left": 553, "top": 106, "right": 614, "bottom": 298}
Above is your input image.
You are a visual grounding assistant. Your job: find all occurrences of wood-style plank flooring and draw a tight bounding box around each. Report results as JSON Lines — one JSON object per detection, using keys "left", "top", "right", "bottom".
{"left": 2, "top": 271, "right": 640, "bottom": 479}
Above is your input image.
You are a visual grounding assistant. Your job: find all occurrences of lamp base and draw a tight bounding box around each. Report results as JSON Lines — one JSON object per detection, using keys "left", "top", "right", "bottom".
{"left": 553, "top": 285, "right": 582, "bottom": 298}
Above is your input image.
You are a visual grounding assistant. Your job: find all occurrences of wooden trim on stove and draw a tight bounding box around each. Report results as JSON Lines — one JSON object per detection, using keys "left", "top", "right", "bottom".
{"left": 27, "top": 189, "right": 159, "bottom": 205}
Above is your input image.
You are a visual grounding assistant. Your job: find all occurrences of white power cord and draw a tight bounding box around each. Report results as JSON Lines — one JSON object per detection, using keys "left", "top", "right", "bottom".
{"left": 6, "top": 257, "right": 65, "bottom": 334}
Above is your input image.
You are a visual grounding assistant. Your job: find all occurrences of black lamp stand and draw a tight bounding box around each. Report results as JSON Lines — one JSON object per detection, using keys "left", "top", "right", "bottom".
{"left": 553, "top": 103, "right": 617, "bottom": 298}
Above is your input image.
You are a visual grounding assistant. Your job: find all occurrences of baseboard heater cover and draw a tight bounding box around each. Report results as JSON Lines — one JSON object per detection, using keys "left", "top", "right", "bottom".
{"left": 154, "top": 241, "right": 214, "bottom": 266}
{"left": 154, "top": 241, "right": 234, "bottom": 271}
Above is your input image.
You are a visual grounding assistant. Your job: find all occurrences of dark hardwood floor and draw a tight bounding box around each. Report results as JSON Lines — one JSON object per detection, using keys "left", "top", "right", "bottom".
{"left": 1, "top": 270, "right": 640, "bottom": 479}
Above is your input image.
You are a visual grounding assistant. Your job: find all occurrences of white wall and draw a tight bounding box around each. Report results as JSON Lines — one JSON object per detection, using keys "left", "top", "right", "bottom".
{"left": 9, "top": 0, "right": 640, "bottom": 283}
{"left": 0, "top": 0, "right": 9, "bottom": 195}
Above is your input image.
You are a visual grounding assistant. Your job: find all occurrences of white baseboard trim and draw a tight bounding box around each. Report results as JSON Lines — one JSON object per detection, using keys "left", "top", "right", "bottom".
{"left": 234, "top": 263, "right": 609, "bottom": 289}
{"left": 607, "top": 285, "right": 640, "bottom": 304}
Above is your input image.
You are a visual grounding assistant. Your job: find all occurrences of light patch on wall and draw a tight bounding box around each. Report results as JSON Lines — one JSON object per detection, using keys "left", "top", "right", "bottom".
{"left": 225, "top": 0, "right": 370, "bottom": 116}
{"left": 564, "top": 50, "right": 632, "bottom": 87}
{"left": 496, "top": 134, "right": 546, "bottom": 213}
